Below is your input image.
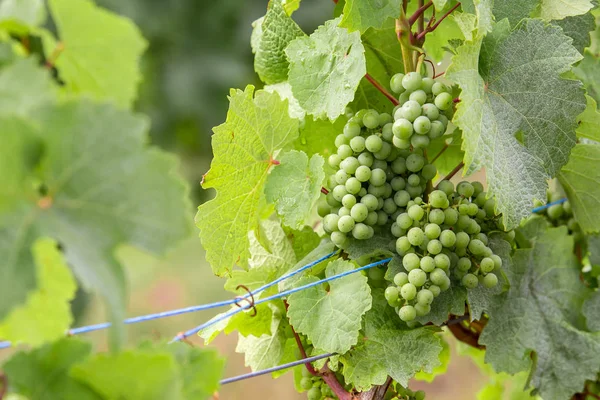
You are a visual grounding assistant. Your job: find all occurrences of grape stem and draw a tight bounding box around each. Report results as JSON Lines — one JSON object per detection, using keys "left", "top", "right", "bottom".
{"left": 408, "top": 1, "right": 432, "bottom": 28}
{"left": 435, "top": 161, "right": 464, "bottom": 188}
{"left": 321, "top": 364, "right": 354, "bottom": 400}
{"left": 416, "top": 2, "right": 461, "bottom": 41}
{"left": 321, "top": 187, "right": 330, "bottom": 195}
{"left": 365, "top": 73, "right": 400, "bottom": 106}
{"left": 430, "top": 143, "right": 449, "bottom": 163}
{"left": 358, "top": 377, "right": 393, "bottom": 400}
{"left": 0, "top": 373, "right": 6, "bottom": 400}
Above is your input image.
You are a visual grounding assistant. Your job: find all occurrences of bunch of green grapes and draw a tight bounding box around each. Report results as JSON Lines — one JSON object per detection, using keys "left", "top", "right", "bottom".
{"left": 319, "top": 109, "right": 437, "bottom": 248}
{"left": 385, "top": 180, "right": 502, "bottom": 321}
{"left": 534, "top": 189, "right": 581, "bottom": 240}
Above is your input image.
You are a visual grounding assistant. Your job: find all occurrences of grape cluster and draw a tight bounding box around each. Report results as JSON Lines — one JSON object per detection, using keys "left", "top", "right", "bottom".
{"left": 385, "top": 181, "right": 503, "bottom": 322}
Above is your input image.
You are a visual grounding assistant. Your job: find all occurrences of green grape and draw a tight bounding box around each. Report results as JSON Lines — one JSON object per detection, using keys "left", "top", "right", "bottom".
{"left": 390, "top": 73, "right": 406, "bottom": 93}
{"left": 345, "top": 177, "right": 362, "bottom": 194}
{"left": 379, "top": 112, "right": 393, "bottom": 126}
{"left": 428, "top": 120, "right": 445, "bottom": 139}
{"left": 406, "top": 184, "right": 424, "bottom": 198}
{"left": 443, "top": 208, "right": 459, "bottom": 225}
{"left": 394, "top": 190, "right": 411, "bottom": 207}
{"left": 415, "top": 390, "right": 426, "bottom": 400}
{"left": 374, "top": 141, "right": 392, "bottom": 160}
{"left": 394, "top": 272, "right": 409, "bottom": 286}
{"left": 474, "top": 233, "right": 488, "bottom": 245}
{"left": 385, "top": 286, "right": 400, "bottom": 304}
{"left": 358, "top": 187, "right": 368, "bottom": 197}
{"left": 471, "top": 181, "right": 484, "bottom": 196}
{"left": 435, "top": 93, "right": 454, "bottom": 111}
{"left": 399, "top": 305, "right": 417, "bottom": 321}
{"left": 335, "top": 170, "right": 349, "bottom": 185}
{"left": 391, "top": 222, "right": 405, "bottom": 237}
{"left": 407, "top": 227, "right": 425, "bottom": 246}
{"left": 351, "top": 223, "right": 371, "bottom": 239}
{"left": 483, "top": 273, "right": 498, "bottom": 288}
{"left": 330, "top": 231, "right": 348, "bottom": 247}
{"left": 458, "top": 204, "right": 469, "bottom": 215}
{"left": 438, "top": 275, "right": 451, "bottom": 291}
{"left": 369, "top": 267, "right": 385, "bottom": 281}
{"left": 427, "top": 239, "right": 442, "bottom": 255}
{"left": 344, "top": 121, "right": 361, "bottom": 139}
{"left": 437, "top": 180, "right": 454, "bottom": 196}
{"left": 390, "top": 157, "right": 407, "bottom": 174}
{"left": 338, "top": 215, "right": 355, "bottom": 233}
{"left": 409, "top": 268, "right": 427, "bottom": 287}
{"left": 383, "top": 198, "right": 398, "bottom": 215}
{"left": 468, "top": 239, "right": 485, "bottom": 255}
{"left": 421, "top": 164, "right": 437, "bottom": 181}
{"left": 465, "top": 220, "right": 480, "bottom": 235}
{"left": 407, "top": 174, "right": 420, "bottom": 187}
{"left": 338, "top": 207, "right": 351, "bottom": 217}
{"left": 438, "top": 114, "right": 449, "bottom": 127}
{"left": 345, "top": 106, "right": 355, "bottom": 118}
{"left": 421, "top": 77, "right": 435, "bottom": 93}
{"left": 413, "top": 116, "right": 431, "bottom": 135}
{"left": 353, "top": 165, "right": 370, "bottom": 183}
{"left": 406, "top": 155, "right": 425, "bottom": 174}
{"left": 421, "top": 103, "right": 439, "bottom": 120}
{"left": 396, "top": 236, "right": 412, "bottom": 255}
{"left": 365, "top": 135, "right": 383, "bottom": 152}
{"left": 393, "top": 118, "right": 413, "bottom": 139}
{"left": 401, "top": 283, "right": 417, "bottom": 300}
{"left": 307, "top": 387, "right": 321, "bottom": 400}
{"left": 462, "top": 273, "right": 479, "bottom": 289}
{"left": 335, "top": 134, "right": 348, "bottom": 148}
{"left": 457, "top": 181, "right": 474, "bottom": 198}
{"left": 429, "top": 285, "right": 441, "bottom": 297}
{"left": 396, "top": 213, "right": 413, "bottom": 230}
{"left": 323, "top": 214, "right": 340, "bottom": 233}
{"left": 341, "top": 157, "right": 360, "bottom": 174}
{"left": 415, "top": 302, "right": 431, "bottom": 316}
{"left": 402, "top": 72, "right": 423, "bottom": 91}
{"left": 361, "top": 194, "right": 379, "bottom": 211}
{"left": 365, "top": 211, "right": 378, "bottom": 226}
{"left": 326, "top": 192, "right": 341, "bottom": 207}
{"left": 475, "top": 192, "right": 487, "bottom": 207}
{"left": 393, "top": 136, "right": 411, "bottom": 149}
{"left": 337, "top": 144, "right": 353, "bottom": 159}
{"left": 439, "top": 230, "right": 456, "bottom": 247}
{"left": 431, "top": 82, "right": 447, "bottom": 96}
{"left": 480, "top": 257, "right": 495, "bottom": 273}
{"left": 455, "top": 247, "right": 467, "bottom": 257}
{"left": 403, "top": 253, "right": 420, "bottom": 271}
{"left": 411, "top": 134, "right": 430, "bottom": 149}
{"left": 342, "top": 194, "right": 357, "bottom": 209}
{"left": 351, "top": 203, "right": 369, "bottom": 222}
{"left": 429, "top": 190, "right": 448, "bottom": 208}
{"left": 434, "top": 253, "right": 450, "bottom": 270}
{"left": 300, "top": 377, "right": 313, "bottom": 390}
{"left": 349, "top": 136, "right": 366, "bottom": 153}
{"left": 369, "top": 168, "right": 387, "bottom": 186}
{"left": 402, "top": 100, "right": 422, "bottom": 122}
{"left": 382, "top": 123, "right": 394, "bottom": 142}
{"left": 490, "top": 254, "right": 502, "bottom": 269}
{"left": 457, "top": 214, "right": 471, "bottom": 230}
{"left": 363, "top": 109, "right": 380, "bottom": 129}
{"left": 430, "top": 268, "right": 447, "bottom": 286}
{"left": 358, "top": 152, "right": 374, "bottom": 167}
{"left": 482, "top": 246, "right": 493, "bottom": 257}
{"left": 409, "top": 90, "right": 427, "bottom": 105}
{"left": 377, "top": 211, "right": 388, "bottom": 225}
{"left": 420, "top": 256, "right": 436, "bottom": 272}
{"left": 457, "top": 257, "right": 471, "bottom": 272}
{"left": 332, "top": 185, "right": 348, "bottom": 201}
{"left": 383, "top": 182, "right": 393, "bottom": 197}
{"left": 427, "top": 210, "right": 443, "bottom": 226}
{"left": 547, "top": 203, "right": 564, "bottom": 220}
{"left": 563, "top": 200, "right": 572, "bottom": 215}
{"left": 328, "top": 154, "right": 341, "bottom": 168}
{"left": 425, "top": 223, "right": 441, "bottom": 239}
{"left": 391, "top": 176, "right": 406, "bottom": 191}
{"left": 465, "top": 203, "right": 478, "bottom": 217}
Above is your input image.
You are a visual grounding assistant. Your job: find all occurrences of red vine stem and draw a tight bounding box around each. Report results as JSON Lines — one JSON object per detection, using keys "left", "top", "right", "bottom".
{"left": 416, "top": 2, "right": 461, "bottom": 41}
{"left": 435, "top": 161, "right": 464, "bottom": 187}
{"left": 408, "top": 1, "right": 433, "bottom": 26}
{"left": 365, "top": 73, "right": 399, "bottom": 106}
{"left": 321, "top": 364, "right": 353, "bottom": 400}
{"left": 321, "top": 187, "right": 329, "bottom": 195}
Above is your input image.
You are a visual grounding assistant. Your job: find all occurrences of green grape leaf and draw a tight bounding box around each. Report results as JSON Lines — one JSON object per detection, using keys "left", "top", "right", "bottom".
{"left": 492, "top": 0, "right": 537, "bottom": 25}
{"left": 383, "top": 255, "right": 403, "bottom": 281}
{"left": 352, "top": 22, "right": 402, "bottom": 114}
{"left": 265, "top": 150, "right": 325, "bottom": 229}
{"left": 432, "top": 0, "right": 449, "bottom": 9}
{"left": 553, "top": 13, "right": 595, "bottom": 54}
{"left": 340, "top": 289, "right": 443, "bottom": 390}
{"left": 576, "top": 95, "right": 600, "bottom": 142}
{"left": 339, "top": 0, "right": 401, "bottom": 32}
{"left": 265, "top": 81, "right": 305, "bottom": 119}
{"left": 416, "top": 283, "right": 467, "bottom": 325}
{"left": 196, "top": 86, "right": 299, "bottom": 276}
{"left": 590, "top": 234, "right": 600, "bottom": 266}
{"left": 0, "top": 238, "right": 76, "bottom": 346}
{"left": 514, "top": 214, "right": 552, "bottom": 248}
{"left": 277, "top": 240, "right": 337, "bottom": 292}
{"left": 3, "top": 338, "right": 100, "bottom": 400}
{"left": 480, "top": 227, "right": 600, "bottom": 400}
{"left": 428, "top": 128, "right": 464, "bottom": 176}
{"left": 294, "top": 116, "right": 346, "bottom": 159}
{"left": 539, "top": 0, "right": 594, "bottom": 21}
{"left": 253, "top": 0, "right": 304, "bottom": 85}
{"left": 466, "top": 235, "right": 510, "bottom": 320}
{"left": 284, "top": 226, "right": 321, "bottom": 261}
{"left": 287, "top": 259, "right": 371, "bottom": 353}
{"left": 46, "top": 0, "right": 147, "bottom": 108}
{"left": 0, "top": 0, "right": 46, "bottom": 30}
{"left": 558, "top": 144, "right": 600, "bottom": 233}
{"left": 283, "top": 0, "right": 301, "bottom": 14}
{"left": 0, "top": 99, "right": 191, "bottom": 344}
{"left": 286, "top": 17, "right": 366, "bottom": 120}
{"left": 0, "top": 58, "right": 56, "bottom": 118}
{"left": 345, "top": 233, "right": 395, "bottom": 260}
{"left": 250, "top": 17, "right": 264, "bottom": 55}
{"left": 583, "top": 290, "right": 600, "bottom": 331}
{"left": 573, "top": 51, "right": 600, "bottom": 104}
{"left": 414, "top": 338, "right": 450, "bottom": 382}
{"left": 447, "top": 19, "right": 585, "bottom": 229}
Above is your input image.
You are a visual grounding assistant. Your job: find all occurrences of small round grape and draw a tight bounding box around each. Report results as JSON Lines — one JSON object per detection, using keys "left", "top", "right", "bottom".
{"left": 483, "top": 273, "right": 499, "bottom": 288}
{"left": 328, "top": 154, "right": 341, "bottom": 168}
{"left": 343, "top": 121, "right": 361, "bottom": 139}
{"left": 394, "top": 272, "right": 409, "bottom": 286}
{"left": 394, "top": 190, "right": 411, "bottom": 207}
{"left": 351, "top": 203, "right": 369, "bottom": 223}
{"left": 427, "top": 239, "right": 443, "bottom": 255}
{"left": 352, "top": 223, "right": 372, "bottom": 240}
{"left": 402, "top": 72, "right": 423, "bottom": 92}
{"left": 390, "top": 73, "right": 406, "bottom": 93}
{"left": 403, "top": 253, "right": 421, "bottom": 271}
{"left": 384, "top": 286, "right": 400, "bottom": 304}
{"left": 408, "top": 269, "right": 427, "bottom": 287}
{"left": 369, "top": 168, "right": 387, "bottom": 186}
{"left": 468, "top": 239, "right": 486, "bottom": 255}
{"left": 355, "top": 165, "right": 372, "bottom": 182}
{"left": 396, "top": 236, "right": 412, "bottom": 255}
{"left": 420, "top": 256, "right": 436, "bottom": 272}
{"left": 417, "top": 289, "right": 434, "bottom": 305}
{"left": 363, "top": 109, "right": 380, "bottom": 129}
{"left": 399, "top": 305, "right": 417, "bottom": 321}
{"left": 435, "top": 93, "right": 453, "bottom": 111}
{"left": 408, "top": 205, "right": 425, "bottom": 221}
{"left": 350, "top": 136, "right": 366, "bottom": 153}
{"left": 429, "top": 268, "right": 448, "bottom": 286}
{"left": 358, "top": 152, "right": 374, "bottom": 167}
{"left": 393, "top": 118, "right": 414, "bottom": 139}
{"left": 434, "top": 253, "right": 450, "bottom": 270}
{"left": 455, "top": 231, "right": 470, "bottom": 248}
{"left": 413, "top": 116, "right": 431, "bottom": 135}
{"left": 345, "top": 177, "right": 362, "bottom": 195}
{"left": 337, "top": 144, "right": 353, "bottom": 159}
{"left": 421, "top": 164, "right": 437, "bottom": 181}
{"left": 429, "top": 190, "right": 448, "bottom": 208}
{"left": 425, "top": 223, "right": 441, "bottom": 239}
{"left": 361, "top": 194, "right": 379, "bottom": 211}
{"left": 480, "top": 257, "right": 495, "bottom": 273}
{"left": 406, "top": 153, "right": 425, "bottom": 172}
{"left": 330, "top": 231, "right": 348, "bottom": 247}
{"left": 457, "top": 181, "right": 475, "bottom": 198}
{"left": 431, "top": 82, "right": 448, "bottom": 96}
{"left": 415, "top": 302, "right": 431, "bottom": 317}
{"left": 440, "top": 230, "right": 456, "bottom": 247}
{"left": 409, "top": 90, "right": 428, "bottom": 105}
{"left": 338, "top": 215, "right": 355, "bottom": 233}
{"left": 365, "top": 135, "right": 383, "bottom": 152}
{"left": 400, "top": 283, "right": 417, "bottom": 300}
{"left": 462, "top": 273, "right": 479, "bottom": 289}
{"left": 342, "top": 194, "right": 357, "bottom": 208}
{"left": 437, "top": 180, "right": 454, "bottom": 196}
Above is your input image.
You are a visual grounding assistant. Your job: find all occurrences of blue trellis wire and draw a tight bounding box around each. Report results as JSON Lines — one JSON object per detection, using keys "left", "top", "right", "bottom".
{"left": 531, "top": 197, "right": 567, "bottom": 213}
{"left": 0, "top": 251, "right": 338, "bottom": 350}
{"left": 220, "top": 352, "right": 335, "bottom": 385}
{"left": 170, "top": 258, "right": 392, "bottom": 343}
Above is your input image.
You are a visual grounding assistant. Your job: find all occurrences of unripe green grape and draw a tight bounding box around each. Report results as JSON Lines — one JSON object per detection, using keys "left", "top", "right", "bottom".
{"left": 385, "top": 286, "right": 400, "bottom": 304}
{"left": 349, "top": 136, "right": 366, "bottom": 153}
{"left": 458, "top": 204, "right": 469, "bottom": 215}
{"left": 476, "top": 209, "right": 486, "bottom": 220}
{"left": 421, "top": 103, "right": 439, "bottom": 120}
{"left": 365, "top": 211, "right": 378, "bottom": 226}
{"left": 438, "top": 275, "right": 451, "bottom": 291}
{"left": 383, "top": 198, "right": 398, "bottom": 215}
{"left": 396, "top": 213, "right": 413, "bottom": 230}
{"left": 457, "top": 257, "right": 471, "bottom": 272}
{"left": 369, "top": 267, "right": 385, "bottom": 281}
{"left": 342, "top": 194, "right": 356, "bottom": 209}
{"left": 427, "top": 239, "right": 442, "bottom": 255}
{"left": 383, "top": 182, "right": 393, "bottom": 198}
{"left": 415, "top": 390, "right": 426, "bottom": 400}
{"left": 357, "top": 153, "right": 373, "bottom": 168}
{"left": 326, "top": 192, "right": 341, "bottom": 207}
{"left": 365, "top": 135, "right": 383, "bottom": 152}
{"left": 402, "top": 100, "right": 422, "bottom": 122}
{"left": 344, "top": 121, "right": 361, "bottom": 139}
{"left": 409, "top": 90, "right": 427, "bottom": 105}
{"left": 366, "top": 184, "right": 383, "bottom": 198}
{"left": 300, "top": 377, "right": 313, "bottom": 390}
{"left": 390, "top": 177, "right": 406, "bottom": 192}
{"left": 404, "top": 154, "right": 424, "bottom": 173}
{"left": 455, "top": 246, "right": 467, "bottom": 257}
{"left": 378, "top": 112, "right": 392, "bottom": 127}
{"left": 358, "top": 187, "right": 367, "bottom": 197}
{"left": 457, "top": 214, "right": 471, "bottom": 230}
{"left": 392, "top": 118, "right": 413, "bottom": 139}
{"left": 421, "top": 164, "right": 437, "bottom": 181}
{"left": 317, "top": 201, "right": 331, "bottom": 218}
{"left": 547, "top": 203, "right": 564, "bottom": 220}
{"left": 428, "top": 120, "right": 445, "bottom": 139}
{"left": 334, "top": 170, "right": 348, "bottom": 185}
{"left": 468, "top": 181, "right": 483, "bottom": 196}
{"left": 350, "top": 203, "right": 369, "bottom": 223}
{"left": 428, "top": 210, "right": 444, "bottom": 226}
{"left": 335, "top": 134, "right": 348, "bottom": 148}
{"left": 328, "top": 154, "right": 341, "bottom": 168}
{"left": 391, "top": 222, "right": 405, "bottom": 237}
{"left": 361, "top": 194, "right": 379, "bottom": 211}
{"left": 475, "top": 192, "right": 487, "bottom": 207}
{"left": 338, "top": 207, "right": 351, "bottom": 217}
{"left": 443, "top": 208, "right": 458, "bottom": 226}
{"left": 467, "top": 203, "right": 479, "bottom": 217}
{"left": 431, "top": 82, "right": 448, "bottom": 96}
{"left": 307, "top": 387, "right": 321, "bottom": 400}
{"left": 429, "top": 190, "right": 448, "bottom": 208}
{"left": 369, "top": 168, "right": 387, "bottom": 186}
{"left": 353, "top": 223, "right": 373, "bottom": 240}
{"left": 406, "top": 174, "right": 420, "bottom": 187}
{"left": 323, "top": 214, "right": 340, "bottom": 233}
{"left": 399, "top": 304, "right": 417, "bottom": 321}
{"left": 465, "top": 219, "right": 480, "bottom": 235}
{"left": 394, "top": 106, "right": 407, "bottom": 120}
{"left": 483, "top": 273, "right": 498, "bottom": 288}
{"left": 456, "top": 181, "right": 474, "bottom": 198}
{"left": 330, "top": 231, "right": 348, "bottom": 247}
{"left": 406, "top": 184, "right": 424, "bottom": 198}
{"left": 430, "top": 268, "right": 447, "bottom": 286}
{"left": 417, "top": 288, "right": 434, "bottom": 305}
{"left": 394, "top": 190, "right": 411, "bottom": 207}
{"left": 338, "top": 215, "right": 355, "bottom": 233}
{"left": 420, "top": 256, "right": 436, "bottom": 272}
{"left": 393, "top": 136, "right": 411, "bottom": 149}
{"left": 415, "top": 302, "right": 431, "bottom": 316}
{"left": 400, "top": 282, "right": 417, "bottom": 300}
{"left": 408, "top": 205, "right": 425, "bottom": 221}
{"left": 411, "top": 134, "right": 430, "bottom": 149}
{"left": 345, "top": 177, "right": 362, "bottom": 194}
{"left": 402, "top": 72, "right": 423, "bottom": 91}
{"left": 403, "top": 253, "right": 420, "bottom": 271}
{"left": 337, "top": 144, "right": 353, "bottom": 159}
{"left": 390, "top": 73, "right": 406, "bottom": 93}
{"left": 409, "top": 269, "right": 427, "bottom": 286}
{"left": 407, "top": 227, "right": 425, "bottom": 246}
{"left": 435, "top": 92, "right": 453, "bottom": 110}
{"left": 437, "top": 180, "right": 454, "bottom": 197}
{"left": 480, "top": 257, "right": 495, "bottom": 273}
{"left": 396, "top": 236, "right": 412, "bottom": 255}
{"left": 377, "top": 211, "right": 388, "bottom": 225}
{"left": 482, "top": 246, "right": 493, "bottom": 257}
{"left": 363, "top": 110, "right": 380, "bottom": 129}
{"left": 563, "top": 200, "right": 572, "bottom": 215}
{"left": 439, "top": 230, "right": 456, "bottom": 247}
{"left": 434, "top": 253, "right": 450, "bottom": 270}
{"left": 462, "top": 273, "right": 479, "bottom": 289}
{"left": 341, "top": 156, "right": 360, "bottom": 174}
{"left": 382, "top": 123, "right": 394, "bottom": 142}
{"left": 425, "top": 223, "right": 441, "bottom": 239}
{"left": 394, "top": 271, "right": 409, "bottom": 286}
{"left": 332, "top": 185, "right": 348, "bottom": 201}
{"left": 374, "top": 142, "right": 392, "bottom": 160}
{"left": 353, "top": 165, "right": 370, "bottom": 183}
{"left": 468, "top": 239, "right": 485, "bottom": 255}
{"left": 421, "top": 77, "right": 435, "bottom": 93}
{"left": 474, "top": 233, "right": 488, "bottom": 245}
{"left": 490, "top": 254, "right": 502, "bottom": 269}
{"left": 413, "top": 116, "right": 431, "bottom": 135}
{"left": 429, "top": 285, "right": 441, "bottom": 297}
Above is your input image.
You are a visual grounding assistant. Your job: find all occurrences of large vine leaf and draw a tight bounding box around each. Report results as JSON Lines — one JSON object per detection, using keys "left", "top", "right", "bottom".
{"left": 0, "top": 238, "right": 76, "bottom": 347}
{"left": 447, "top": 19, "right": 586, "bottom": 229}
{"left": 558, "top": 144, "right": 600, "bottom": 233}
{"left": 576, "top": 96, "right": 600, "bottom": 142}
{"left": 265, "top": 150, "right": 324, "bottom": 229}
{"left": 574, "top": 51, "right": 600, "bottom": 104}
{"left": 45, "top": 0, "right": 146, "bottom": 108}
{"left": 480, "top": 227, "right": 600, "bottom": 400}
{"left": 583, "top": 291, "right": 600, "bottom": 331}
{"left": 339, "top": 0, "right": 401, "bottom": 32}
{"left": 340, "top": 290, "right": 443, "bottom": 390}
{"left": 286, "top": 259, "right": 371, "bottom": 353}
{"left": 492, "top": 0, "right": 537, "bottom": 25}
{"left": 196, "top": 86, "right": 299, "bottom": 276}
{"left": 264, "top": 81, "right": 305, "bottom": 119}
{"left": 553, "top": 13, "right": 595, "bottom": 54}
{"left": 253, "top": 0, "right": 304, "bottom": 85}
{"left": 293, "top": 116, "right": 346, "bottom": 160}
{"left": 286, "top": 17, "right": 366, "bottom": 120}
{"left": 538, "top": 0, "right": 594, "bottom": 21}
